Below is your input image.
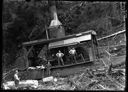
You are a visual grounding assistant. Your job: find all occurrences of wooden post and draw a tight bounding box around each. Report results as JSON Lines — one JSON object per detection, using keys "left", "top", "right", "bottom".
{"left": 45, "top": 26, "right": 49, "bottom": 39}
{"left": 89, "top": 48, "right": 93, "bottom": 61}
{"left": 42, "top": 69, "right": 44, "bottom": 79}
{"left": 91, "top": 35, "right": 95, "bottom": 61}
{"left": 73, "top": 55, "right": 77, "bottom": 63}
{"left": 22, "top": 47, "right": 29, "bottom": 68}
{"left": 26, "top": 46, "right": 34, "bottom": 67}
{"left": 80, "top": 54, "right": 85, "bottom": 62}
{"left": 95, "top": 36, "right": 100, "bottom": 59}
{"left": 124, "top": 33, "right": 126, "bottom": 41}
{"left": 93, "top": 36, "right": 97, "bottom": 59}
{"left": 107, "top": 37, "right": 111, "bottom": 61}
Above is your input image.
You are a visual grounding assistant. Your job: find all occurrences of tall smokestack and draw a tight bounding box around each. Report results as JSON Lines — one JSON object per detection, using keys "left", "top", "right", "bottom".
{"left": 48, "top": 1, "right": 65, "bottom": 39}
{"left": 49, "top": 5, "right": 62, "bottom": 27}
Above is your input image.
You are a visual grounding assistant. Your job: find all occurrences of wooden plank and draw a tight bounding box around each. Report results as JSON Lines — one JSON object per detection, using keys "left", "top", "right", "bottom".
{"left": 91, "top": 35, "right": 95, "bottom": 61}
{"left": 49, "top": 34, "right": 91, "bottom": 49}
{"left": 88, "top": 48, "right": 94, "bottom": 61}
{"left": 45, "top": 26, "right": 49, "bottom": 40}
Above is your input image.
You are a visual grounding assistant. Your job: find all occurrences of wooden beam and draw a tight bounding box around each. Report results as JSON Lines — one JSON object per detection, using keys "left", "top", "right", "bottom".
{"left": 45, "top": 26, "right": 49, "bottom": 39}
{"left": 91, "top": 35, "right": 96, "bottom": 61}
{"left": 22, "top": 30, "right": 94, "bottom": 46}
{"left": 95, "top": 36, "right": 100, "bottom": 59}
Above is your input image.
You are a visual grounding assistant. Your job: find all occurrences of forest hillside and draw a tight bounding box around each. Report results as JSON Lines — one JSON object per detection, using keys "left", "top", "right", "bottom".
{"left": 2, "top": 0, "right": 126, "bottom": 71}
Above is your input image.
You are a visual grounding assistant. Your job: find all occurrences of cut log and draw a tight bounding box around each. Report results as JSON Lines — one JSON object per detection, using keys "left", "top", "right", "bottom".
{"left": 19, "top": 80, "right": 38, "bottom": 88}
{"left": 3, "top": 80, "right": 38, "bottom": 89}
{"left": 43, "top": 76, "right": 54, "bottom": 83}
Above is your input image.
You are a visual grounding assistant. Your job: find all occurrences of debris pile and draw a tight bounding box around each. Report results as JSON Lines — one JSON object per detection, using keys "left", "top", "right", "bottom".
{"left": 2, "top": 59, "right": 125, "bottom": 90}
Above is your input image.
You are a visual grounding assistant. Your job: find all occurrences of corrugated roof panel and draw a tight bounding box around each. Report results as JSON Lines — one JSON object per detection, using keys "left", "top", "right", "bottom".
{"left": 49, "top": 34, "right": 92, "bottom": 49}
{"left": 49, "top": 40, "right": 64, "bottom": 48}
{"left": 76, "top": 34, "right": 91, "bottom": 42}
{"left": 49, "top": 38, "right": 78, "bottom": 49}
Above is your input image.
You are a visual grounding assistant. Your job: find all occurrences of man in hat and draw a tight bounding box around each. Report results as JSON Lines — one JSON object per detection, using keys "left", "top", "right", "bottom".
{"left": 56, "top": 50, "right": 64, "bottom": 66}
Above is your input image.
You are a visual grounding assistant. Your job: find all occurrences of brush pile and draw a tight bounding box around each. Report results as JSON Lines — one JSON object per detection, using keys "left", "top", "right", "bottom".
{"left": 2, "top": 61, "right": 125, "bottom": 90}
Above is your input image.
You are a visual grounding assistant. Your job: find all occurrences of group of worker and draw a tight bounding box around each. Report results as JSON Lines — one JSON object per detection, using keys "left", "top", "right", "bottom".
{"left": 46, "top": 47, "right": 77, "bottom": 76}
{"left": 56, "top": 47, "right": 77, "bottom": 66}
{"left": 13, "top": 47, "right": 77, "bottom": 89}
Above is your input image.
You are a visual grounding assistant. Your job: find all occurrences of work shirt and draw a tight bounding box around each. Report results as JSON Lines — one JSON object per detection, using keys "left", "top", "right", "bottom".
{"left": 56, "top": 52, "right": 64, "bottom": 58}
{"left": 69, "top": 48, "right": 76, "bottom": 55}
{"left": 14, "top": 73, "right": 19, "bottom": 81}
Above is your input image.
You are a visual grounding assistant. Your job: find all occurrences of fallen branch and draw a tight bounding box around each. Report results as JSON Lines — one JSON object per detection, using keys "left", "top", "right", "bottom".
{"left": 100, "top": 59, "right": 108, "bottom": 68}
{"left": 78, "top": 73, "right": 85, "bottom": 81}
{"left": 3, "top": 68, "right": 18, "bottom": 80}
{"left": 104, "top": 50, "right": 111, "bottom": 56}
{"left": 106, "top": 74, "right": 125, "bottom": 89}
{"left": 97, "top": 30, "right": 126, "bottom": 41}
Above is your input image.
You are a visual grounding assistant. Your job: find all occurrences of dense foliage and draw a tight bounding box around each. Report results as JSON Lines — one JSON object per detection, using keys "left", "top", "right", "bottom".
{"left": 2, "top": 0, "right": 125, "bottom": 69}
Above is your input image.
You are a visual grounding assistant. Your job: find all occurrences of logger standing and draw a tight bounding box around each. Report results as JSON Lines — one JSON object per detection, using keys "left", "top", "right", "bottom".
{"left": 14, "top": 70, "right": 20, "bottom": 89}
{"left": 69, "top": 47, "right": 77, "bottom": 63}
{"left": 56, "top": 50, "right": 64, "bottom": 66}
{"left": 47, "top": 61, "right": 51, "bottom": 76}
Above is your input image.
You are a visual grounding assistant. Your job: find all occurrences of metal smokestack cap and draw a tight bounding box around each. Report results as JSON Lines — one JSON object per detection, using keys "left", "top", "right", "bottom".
{"left": 49, "top": 19, "right": 62, "bottom": 28}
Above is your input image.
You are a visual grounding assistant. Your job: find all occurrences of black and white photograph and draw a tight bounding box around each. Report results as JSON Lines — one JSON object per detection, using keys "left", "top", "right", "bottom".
{"left": 2, "top": 0, "right": 126, "bottom": 90}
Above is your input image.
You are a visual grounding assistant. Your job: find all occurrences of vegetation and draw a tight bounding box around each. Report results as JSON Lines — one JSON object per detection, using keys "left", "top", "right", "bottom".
{"left": 2, "top": 0, "right": 125, "bottom": 70}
